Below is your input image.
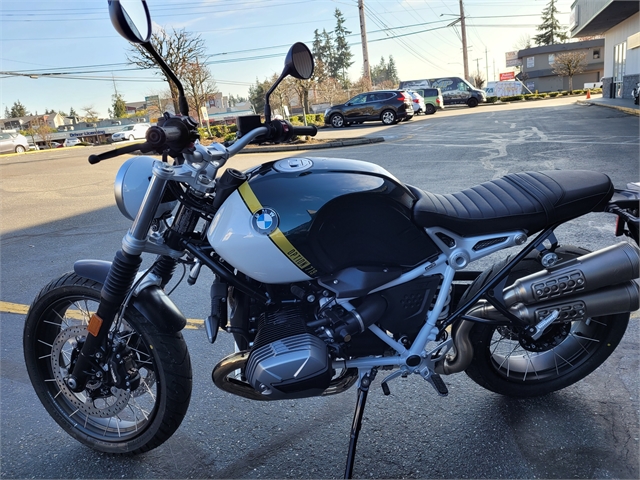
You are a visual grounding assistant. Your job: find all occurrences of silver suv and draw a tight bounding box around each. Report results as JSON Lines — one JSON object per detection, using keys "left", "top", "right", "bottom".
{"left": 0, "top": 132, "right": 29, "bottom": 154}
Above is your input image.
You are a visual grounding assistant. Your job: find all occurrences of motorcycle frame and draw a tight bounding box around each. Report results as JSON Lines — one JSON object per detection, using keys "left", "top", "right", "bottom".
{"left": 121, "top": 142, "right": 573, "bottom": 379}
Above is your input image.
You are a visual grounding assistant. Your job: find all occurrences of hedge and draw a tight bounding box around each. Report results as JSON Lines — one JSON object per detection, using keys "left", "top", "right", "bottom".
{"left": 486, "top": 96, "right": 498, "bottom": 103}
{"left": 499, "top": 95, "right": 524, "bottom": 102}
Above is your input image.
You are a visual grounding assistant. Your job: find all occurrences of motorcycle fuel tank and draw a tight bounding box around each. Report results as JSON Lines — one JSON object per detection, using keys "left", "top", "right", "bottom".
{"left": 208, "top": 157, "right": 440, "bottom": 284}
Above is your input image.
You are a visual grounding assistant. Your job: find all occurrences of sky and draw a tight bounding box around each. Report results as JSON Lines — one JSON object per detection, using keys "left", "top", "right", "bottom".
{"left": 0, "top": 0, "right": 574, "bottom": 119}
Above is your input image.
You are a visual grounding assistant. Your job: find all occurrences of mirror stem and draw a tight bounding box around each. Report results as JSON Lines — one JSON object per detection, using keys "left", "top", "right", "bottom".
{"left": 264, "top": 70, "right": 288, "bottom": 122}
{"left": 142, "top": 42, "right": 190, "bottom": 117}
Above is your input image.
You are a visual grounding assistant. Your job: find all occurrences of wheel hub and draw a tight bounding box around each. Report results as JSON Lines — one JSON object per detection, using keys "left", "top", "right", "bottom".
{"left": 51, "top": 325, "right": 131, "bottom": 418}
{"left": 519, "top": 322, "right": 571, "bottom": 352}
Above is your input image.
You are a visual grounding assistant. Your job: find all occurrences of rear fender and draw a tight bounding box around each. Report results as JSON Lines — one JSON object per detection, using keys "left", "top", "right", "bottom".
{"left": 73, "top": 259, "right": 187, "bottom": 333}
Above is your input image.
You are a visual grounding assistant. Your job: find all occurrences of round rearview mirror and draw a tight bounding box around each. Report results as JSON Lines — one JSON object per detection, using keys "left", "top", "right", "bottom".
{"left": 108, "top": 0, "right": 152, "bottom": 44}
{"left": 285, "top": 43, "right": 314, "bottom": 80}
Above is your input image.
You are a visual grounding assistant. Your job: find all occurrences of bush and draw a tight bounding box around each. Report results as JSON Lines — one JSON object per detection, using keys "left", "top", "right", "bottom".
{"left": 223, "top": 132, "right": 236, "bottom": 142}
{"left": 499, "top": 95, "right": 524, "bottom": 102}
{"left": 524, "top": 94, "right": 536, "bottom": 100}
{"left": 549, "top": 92, "right": 560, "bottom": 97}
{"left": 538, "top": 93, "right": 548, "bottom": 98}
{"left": 572, "top": 89, "right": 584, "bottom": 95}
{"left": 561, "top": 91, "right": 569, "bottom": 96}
{"left": 198, "top": 127, "right": 210, "bottom": 139}
{"left": 486, "top": 96, "right": 498, "bottom": 103}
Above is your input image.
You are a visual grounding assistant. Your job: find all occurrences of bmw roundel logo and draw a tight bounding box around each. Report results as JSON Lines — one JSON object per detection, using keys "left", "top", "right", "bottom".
{"left": 252, "top": 207, "right": 279, "bottom": 235}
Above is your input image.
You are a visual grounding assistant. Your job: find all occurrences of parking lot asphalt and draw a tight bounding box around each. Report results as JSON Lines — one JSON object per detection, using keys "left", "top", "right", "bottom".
{"left": 1, "top": 96, "right": 638, "bottom": 479}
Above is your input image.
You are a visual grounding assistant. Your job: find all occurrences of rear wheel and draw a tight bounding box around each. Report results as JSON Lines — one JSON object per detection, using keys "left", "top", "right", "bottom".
{"left": 23, "top": 273, "right": 192, "bottom": 453}
{"left": 381, "top": 110, "right": 396, "bottom": 125}
{"left": 461, "top": 246, "right": 630, "bottom": 398}
{"left": 425, "top": 104, "right": 436, "bottom": 115}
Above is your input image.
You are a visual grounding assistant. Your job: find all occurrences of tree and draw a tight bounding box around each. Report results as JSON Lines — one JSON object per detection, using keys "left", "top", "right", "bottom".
{"left": 552, "top": 51, "right": 587, "bottom": 92}
{"left": 387, "top": 55, "right": 399, "bottom": 85}
{"left": 82, "top": 105, "right": 99, "bottom": 122}
{"left": 248, "top": 77, "right": 269, "bottom": 117}
{"left": 333, "top": 9, "right": 353, "bottom": 86}
{"left": 534, "top": 0, "right": 568, "bottom": 46}
{"left": 4, "top": 106, "right": 10, "bottom": 118}
{"left": 182, "top": 61, "right": 219, "bottom": 126}
{"left": 112, "top": 92, "right": 127, "bottom": 118}
{"left": 9, "top": 100, "right": 28, "bottom": 118}
{"left": 514, "top": 34, "right": 532, "bottom": 51}
{"left": 127, "top": 27, "right": 207, "bottom": 114}
{"left": 69, "top": 107, "right": 78, "bottom": 117}
{"left": 472, "top": 71, "right": 486, "bottom": 89}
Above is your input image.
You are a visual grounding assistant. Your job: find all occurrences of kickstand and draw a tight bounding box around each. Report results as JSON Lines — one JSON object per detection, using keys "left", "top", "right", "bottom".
{"left": 344, "top": 368, "right": 377, "bottom": 479}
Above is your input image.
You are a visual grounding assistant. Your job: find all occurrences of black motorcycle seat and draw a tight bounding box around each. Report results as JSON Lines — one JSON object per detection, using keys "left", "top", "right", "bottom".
{"left": 410, "top": 170, "right": 614, "bottom": 236}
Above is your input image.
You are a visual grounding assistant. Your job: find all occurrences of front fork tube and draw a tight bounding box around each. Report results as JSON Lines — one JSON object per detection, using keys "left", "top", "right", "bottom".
{"left": 67, "top": 161, "right": 175, "bottom": 392}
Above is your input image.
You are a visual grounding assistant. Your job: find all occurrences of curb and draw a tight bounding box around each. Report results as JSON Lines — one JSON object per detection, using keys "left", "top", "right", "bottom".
{"left": 238, "top": 136, "right": 385, "bottom": 153}
{"left": 577, "top": 100, "right": 639, "bottom": 116}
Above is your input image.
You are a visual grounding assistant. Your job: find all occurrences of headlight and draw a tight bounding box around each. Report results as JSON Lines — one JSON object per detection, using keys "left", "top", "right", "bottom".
{"left": 114, "top": 156, "right": 177, "bottom": 220}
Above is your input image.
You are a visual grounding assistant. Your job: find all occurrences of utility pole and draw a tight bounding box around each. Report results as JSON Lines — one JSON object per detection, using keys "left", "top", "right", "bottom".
{"left": 459, "top": 0, "right": 469, "bottom": 82}
{"left": 485, "top": 47, "right": 489, "bottom": 85}
{"left": 358, "top": 0, "right": 371, "bottom": 90}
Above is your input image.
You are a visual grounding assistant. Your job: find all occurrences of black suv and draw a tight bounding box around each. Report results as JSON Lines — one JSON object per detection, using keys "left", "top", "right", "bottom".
{"left": 324, "top": 90, "right": 414, "bottom": 128}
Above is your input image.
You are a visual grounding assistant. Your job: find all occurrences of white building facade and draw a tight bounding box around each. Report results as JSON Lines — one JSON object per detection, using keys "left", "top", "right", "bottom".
{"left": 570, "top": 0, "right": 639, "bottom": 99}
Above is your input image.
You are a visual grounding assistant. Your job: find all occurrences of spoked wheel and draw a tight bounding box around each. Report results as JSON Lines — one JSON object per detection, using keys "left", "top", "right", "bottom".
{"left": 23, "top": 273, "right": 192, "bottom": 453}
{"left": 461, "top": 246, "right": 630, "bottom": 397}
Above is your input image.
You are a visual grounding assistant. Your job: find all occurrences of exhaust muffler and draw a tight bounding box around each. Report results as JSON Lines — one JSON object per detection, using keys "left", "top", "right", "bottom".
{"left": 503, "top": 242, "right": 639, "bottom": 307}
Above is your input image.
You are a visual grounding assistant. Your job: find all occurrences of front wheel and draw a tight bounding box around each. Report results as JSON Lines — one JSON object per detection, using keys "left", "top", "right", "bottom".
{"left": 330, "top": 113, "right": 345, "bottom": 128}
{"left": 461, "top": 246, "right": 630, "bottom": 398}
{"left": 15, "top": 145, "right": 26, "bottom": 153}
{"left": 23, "top": 273, "right": 192, "bottom": 454}
{"left": 467, "top": 97, "right": 479, "bottom": 108}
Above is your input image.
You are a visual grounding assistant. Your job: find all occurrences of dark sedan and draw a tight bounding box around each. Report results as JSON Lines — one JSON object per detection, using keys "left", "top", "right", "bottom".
{"left": 324, "top": 90, "right": 414, "bottom": 128}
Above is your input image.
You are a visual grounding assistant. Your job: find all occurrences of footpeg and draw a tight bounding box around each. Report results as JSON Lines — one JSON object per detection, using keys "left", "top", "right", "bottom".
{"left": 427, "top": 372, "right": 448, "bottom": 396}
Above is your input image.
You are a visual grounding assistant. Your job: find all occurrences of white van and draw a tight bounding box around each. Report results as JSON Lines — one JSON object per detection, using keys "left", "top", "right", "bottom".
{"left": 111, "top": 123, "right": 150, "bottom": 142}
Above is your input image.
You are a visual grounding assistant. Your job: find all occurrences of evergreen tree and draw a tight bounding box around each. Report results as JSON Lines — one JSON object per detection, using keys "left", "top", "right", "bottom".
{"left": 4, "top": 106, "right": 10, "bottom": 118}
{"left": 312, "top": 29, "right": 330, "bottom": 84}
{"left": 69, "top": 107, "right": 78, "bottom": 117}
{"left": 248, "top": 77, "right": 268, "bottom": 115}
{"left": 387, "top": 55, "right": 399, "bottom": 85}
{"left": 321, "top": 29, "right": 337, "bottom": 79}
{"left": 10, "top": 100, "right": 28, "bottom": 118}
{"left": 333, "top": 8, "right": 353, "bottom": 86}
{"left": 534, "top": 0, "right": 568, "bottom": 46}
{"left": 112, "top": 92, "right": 127, "bottom": 118}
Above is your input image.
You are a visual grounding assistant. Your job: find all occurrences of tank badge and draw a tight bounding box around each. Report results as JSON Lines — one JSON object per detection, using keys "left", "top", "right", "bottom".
{"left": 252, "top": 208, "right": 279, "bottom": 235}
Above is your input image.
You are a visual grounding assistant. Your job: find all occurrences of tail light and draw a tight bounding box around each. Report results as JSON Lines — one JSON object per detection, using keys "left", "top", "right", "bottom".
{"left": 436, "top": 98, "right": 441, "bottom": 105}
{"left": 413, "top": 98, "right": 419, "bottom": 103}
{"left": 397, "top": 93, "right": 407, "bottom": 102}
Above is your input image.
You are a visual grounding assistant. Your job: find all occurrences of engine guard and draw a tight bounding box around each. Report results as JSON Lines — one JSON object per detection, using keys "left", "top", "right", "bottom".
{"left": 73, "top": 259, "right": 187, "bottom": 333}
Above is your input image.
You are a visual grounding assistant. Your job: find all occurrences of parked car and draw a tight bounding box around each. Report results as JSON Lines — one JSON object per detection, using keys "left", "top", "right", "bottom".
{"left": 324, "top": 90, "right": 414, "bottom": 128}
{"left": 399, "top": 78, "right": 486, "bottom": 107}
{"left": 28, "top": 143, "right": 40, "bottom": 151}
{"left": 407, "top": 90, "right": 426, "bottom": 115}
{"left": 419, "top": 87, "right": 444, "bottom": 114}
{"left": 0, "top": 132, "right": 29, "bottom": 154}
{"left": 63, "top": 138, "right": 82, "bottom": 147}
{"left": 111, "top": 123, "right": 150, "bottom": 142}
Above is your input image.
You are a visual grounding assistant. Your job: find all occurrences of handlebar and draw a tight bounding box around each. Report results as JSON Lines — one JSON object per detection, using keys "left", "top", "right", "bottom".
{"left": 291, "top": 125, "right": 318, "bottom": 137}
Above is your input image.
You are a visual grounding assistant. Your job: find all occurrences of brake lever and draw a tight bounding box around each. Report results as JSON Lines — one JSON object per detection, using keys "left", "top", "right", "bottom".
{"left": 88, "top": 141, "right": 154, "bottom": 164}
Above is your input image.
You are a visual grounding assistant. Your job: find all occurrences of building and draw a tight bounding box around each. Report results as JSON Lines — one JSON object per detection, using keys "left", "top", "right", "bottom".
{"left": 570, "top": 0, "right": 639, "bottom": 98}
{"left": 517, "top": 39, "right": 605, "bottom": 93}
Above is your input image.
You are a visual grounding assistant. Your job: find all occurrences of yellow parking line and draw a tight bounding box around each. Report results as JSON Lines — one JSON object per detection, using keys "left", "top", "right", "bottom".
{"left": 0, "top": 301, "right": 204, "bottom": 329}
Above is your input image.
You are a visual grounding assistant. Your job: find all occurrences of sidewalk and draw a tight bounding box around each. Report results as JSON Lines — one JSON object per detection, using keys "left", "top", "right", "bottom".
{"left": 579, "top": 94, "right": 639, "bottom": 116}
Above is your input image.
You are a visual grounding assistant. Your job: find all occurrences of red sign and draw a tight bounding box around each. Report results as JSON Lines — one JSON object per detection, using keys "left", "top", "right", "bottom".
{"left": 500, "top": 72, "right": 515, "bottom": 81}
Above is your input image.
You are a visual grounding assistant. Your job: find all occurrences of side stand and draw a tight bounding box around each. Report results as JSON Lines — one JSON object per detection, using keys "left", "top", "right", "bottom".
{"left": 344, "top": 368, "right": 377, "bottom": 479}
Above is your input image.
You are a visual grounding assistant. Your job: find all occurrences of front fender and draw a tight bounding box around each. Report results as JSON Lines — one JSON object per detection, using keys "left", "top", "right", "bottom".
{"left": 74, "top": 259, "right": 187, "bottom": 333}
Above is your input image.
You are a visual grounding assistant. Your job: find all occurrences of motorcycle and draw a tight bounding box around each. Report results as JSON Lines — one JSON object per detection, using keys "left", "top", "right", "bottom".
{"left": 23, "top": 1, "right": 640, "bottom": 478}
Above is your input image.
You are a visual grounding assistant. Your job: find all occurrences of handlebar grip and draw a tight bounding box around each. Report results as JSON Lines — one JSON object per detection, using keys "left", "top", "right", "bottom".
{"left": 87, "top": 142, "right": 151, "bottom": 164}
{"left": 292, "top": 125, "right": 318, "bottom": 137}
{"left": 146, "top": 125, "right": 184, "bottom": 147}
